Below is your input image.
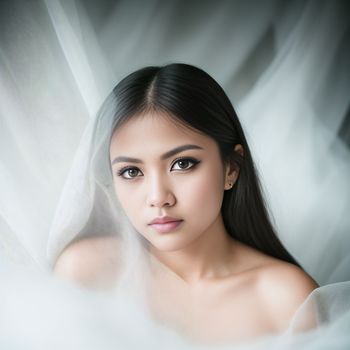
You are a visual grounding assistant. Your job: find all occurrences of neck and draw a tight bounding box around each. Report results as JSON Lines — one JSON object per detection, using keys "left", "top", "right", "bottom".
{"left": 148, "top": 213, "right": 236, "bottom": 284}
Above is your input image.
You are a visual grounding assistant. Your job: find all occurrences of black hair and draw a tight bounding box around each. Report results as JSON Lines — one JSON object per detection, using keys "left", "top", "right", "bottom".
{"left": 107, "top": 63, "right": 302, "bottom": 268}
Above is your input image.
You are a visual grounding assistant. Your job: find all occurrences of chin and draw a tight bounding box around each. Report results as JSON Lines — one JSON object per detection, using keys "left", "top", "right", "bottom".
{"left": 147, "top": 235, "right": 198, "bottom": 253}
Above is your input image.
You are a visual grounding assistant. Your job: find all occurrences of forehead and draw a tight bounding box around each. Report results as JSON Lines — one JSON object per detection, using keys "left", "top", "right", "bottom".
{"left": 109, "top": 112, "right": 216, "bottom": 156}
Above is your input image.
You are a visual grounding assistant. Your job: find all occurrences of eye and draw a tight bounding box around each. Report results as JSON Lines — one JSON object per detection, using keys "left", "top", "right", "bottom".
{"left": 171, "top": 157, "right": 200, "bottom": 171}
{"left": 116, "top": 167, "right": 142, "bottom": 180}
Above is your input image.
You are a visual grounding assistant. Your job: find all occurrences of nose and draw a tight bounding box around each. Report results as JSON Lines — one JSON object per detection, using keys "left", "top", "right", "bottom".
{"left": 146, "top": 176, "right": 176, "bottom": 208}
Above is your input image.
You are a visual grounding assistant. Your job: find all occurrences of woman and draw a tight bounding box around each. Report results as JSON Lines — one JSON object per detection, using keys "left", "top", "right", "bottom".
{"left": 52, "top": 63, "right": 318, "bottom": 344}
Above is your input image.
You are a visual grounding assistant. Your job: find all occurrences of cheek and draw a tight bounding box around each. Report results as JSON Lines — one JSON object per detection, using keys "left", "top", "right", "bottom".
{"left": 113, "top": 184, "right": 142, "bottom": 223}
{"left": 181, "top": 166, "right": 224, "bottom": 219}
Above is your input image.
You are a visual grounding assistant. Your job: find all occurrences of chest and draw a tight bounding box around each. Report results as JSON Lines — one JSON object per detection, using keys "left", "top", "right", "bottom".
{"left": 145, "top": 274, "right": 276, "bottom": 344}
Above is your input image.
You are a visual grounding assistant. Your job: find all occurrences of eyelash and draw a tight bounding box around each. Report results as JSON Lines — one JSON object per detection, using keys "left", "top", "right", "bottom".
{"left": 116, "top": 157, "right": 200, "bottom": 180}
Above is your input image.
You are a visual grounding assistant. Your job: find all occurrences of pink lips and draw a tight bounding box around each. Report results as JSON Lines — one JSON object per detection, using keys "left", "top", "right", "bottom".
{"left": 148, "top": 216, "right": 183, "bottom": 233}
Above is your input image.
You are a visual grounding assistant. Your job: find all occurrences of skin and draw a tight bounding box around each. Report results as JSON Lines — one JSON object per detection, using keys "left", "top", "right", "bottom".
{"left": 109, "top": 110, "right": 240, "bottom": 281}
{"left": 54, "top": 110, "right": 319, "bottom": 344}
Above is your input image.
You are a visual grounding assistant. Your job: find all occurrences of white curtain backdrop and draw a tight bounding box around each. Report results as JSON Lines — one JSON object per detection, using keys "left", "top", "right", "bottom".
{"left": 0, "top": 0, "right": 349, "bottom": 348}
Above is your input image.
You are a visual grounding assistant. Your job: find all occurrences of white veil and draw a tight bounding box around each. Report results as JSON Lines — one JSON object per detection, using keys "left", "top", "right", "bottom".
{"left": 1, "top": 0, "right": 350, "bottom": 348}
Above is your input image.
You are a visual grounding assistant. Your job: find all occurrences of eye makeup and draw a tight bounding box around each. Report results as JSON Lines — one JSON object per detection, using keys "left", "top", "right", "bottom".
{"left": 115, "top": 156, "right": 201, "bottom": 180}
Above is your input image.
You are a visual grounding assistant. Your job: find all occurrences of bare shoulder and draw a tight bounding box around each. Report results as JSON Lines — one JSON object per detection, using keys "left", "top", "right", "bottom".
{"left": 53, "top": 235, "right": 123, "bottom": 290}
{"left": 257, "top": 261, "right": 319, "bottom": 331}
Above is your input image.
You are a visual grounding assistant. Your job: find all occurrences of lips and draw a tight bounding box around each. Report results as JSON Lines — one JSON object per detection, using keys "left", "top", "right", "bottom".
{"left": 149, "top": 216, "right": 182, "bottom": 225}
{"left": 148, "top": 216, "right": 183, "bottom": 233}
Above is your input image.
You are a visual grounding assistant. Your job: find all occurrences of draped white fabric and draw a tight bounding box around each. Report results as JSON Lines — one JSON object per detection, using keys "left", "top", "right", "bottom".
{"left": 0, "top": 0, "right": 349, "bottom": 348}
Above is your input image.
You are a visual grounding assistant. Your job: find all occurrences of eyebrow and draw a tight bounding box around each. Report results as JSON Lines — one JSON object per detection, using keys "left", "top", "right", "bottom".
{"left": 111, "top": 144, "right": 204, "bottom": 165}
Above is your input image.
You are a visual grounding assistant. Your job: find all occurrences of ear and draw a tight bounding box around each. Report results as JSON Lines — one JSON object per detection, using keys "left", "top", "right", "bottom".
{"left": 224, "top": 144, "right": 244, "bottom": 190}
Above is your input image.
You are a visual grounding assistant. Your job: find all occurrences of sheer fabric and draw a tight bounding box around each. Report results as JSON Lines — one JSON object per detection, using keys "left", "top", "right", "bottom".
{"left": 0, "top": 0, "right": 349, "bottom": 348}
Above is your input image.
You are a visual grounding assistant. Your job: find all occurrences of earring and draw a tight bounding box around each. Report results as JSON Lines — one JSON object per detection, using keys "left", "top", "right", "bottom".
{"left": 226, "top": 182, "right": 233, "bottom": 190}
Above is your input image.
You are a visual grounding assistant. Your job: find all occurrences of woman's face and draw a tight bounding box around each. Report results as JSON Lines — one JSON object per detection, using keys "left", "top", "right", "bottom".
{"left": 109, "top": 111, "right": 237, "bottom": 252}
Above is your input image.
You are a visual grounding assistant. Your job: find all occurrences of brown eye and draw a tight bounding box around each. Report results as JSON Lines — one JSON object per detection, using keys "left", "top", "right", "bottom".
{"left": 117, "top": 167, "right": 142, "bottom": 179}
{"left": 178, "top": 160, "right": 190, "bottom": 169}
{"left": 127, "top": 169, "right": 139, "bottom": 177}
{"left": 171, "top": 157, "right": 200, "bottom": 171}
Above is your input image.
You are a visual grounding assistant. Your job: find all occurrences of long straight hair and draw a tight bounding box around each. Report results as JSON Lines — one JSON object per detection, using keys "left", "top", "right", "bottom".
{"left": 106, "top": 63, "right": 302, "bottom": 268}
